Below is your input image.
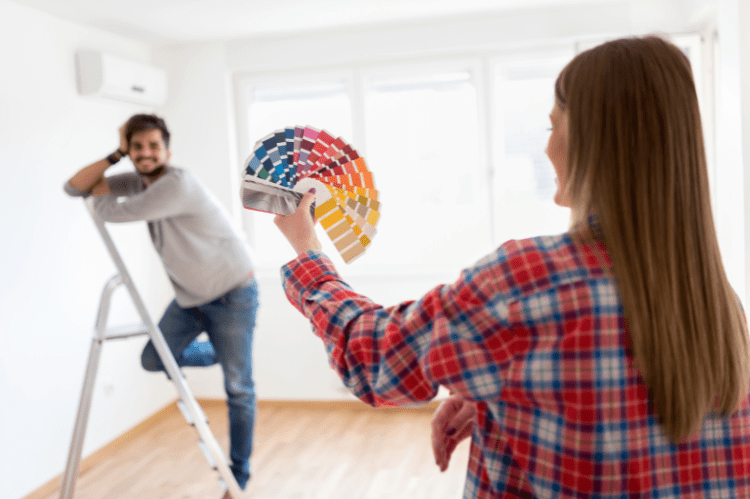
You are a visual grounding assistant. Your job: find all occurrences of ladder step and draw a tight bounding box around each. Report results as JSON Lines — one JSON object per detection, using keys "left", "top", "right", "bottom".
{"left": 197, "top": 439, "right": 218, "bottom": 470}
{"left": 102, "top": 324, "right": 150, "bottom": 340}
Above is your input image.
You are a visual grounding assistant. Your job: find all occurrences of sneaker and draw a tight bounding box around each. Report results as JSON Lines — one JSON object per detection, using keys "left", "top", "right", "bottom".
{"left": 180, "top": 339, "right": 218, "bottom": 367}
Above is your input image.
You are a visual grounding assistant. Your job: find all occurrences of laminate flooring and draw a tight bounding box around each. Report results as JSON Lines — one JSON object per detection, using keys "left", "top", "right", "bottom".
{"left": 28, "top": 400, "right": 471, "bottom": 499}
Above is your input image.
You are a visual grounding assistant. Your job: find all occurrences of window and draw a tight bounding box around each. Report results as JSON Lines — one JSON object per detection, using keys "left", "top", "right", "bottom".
{"left": 491, "top": 58, "right": 572, "bottom": 243}
{"left": 237, "top": 57, "right": 572, "bottom": 271}
{"left": 236, "top": 38, "right": 711, "bottom": 275}
{"left": 246, "top": 80, "right": 353, "bottom": 140}
{"left": 362, "top": 65, "right": 492, "bottom": 270}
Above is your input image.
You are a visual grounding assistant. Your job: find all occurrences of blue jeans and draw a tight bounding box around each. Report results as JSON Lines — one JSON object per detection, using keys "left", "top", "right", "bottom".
{"left": 141, "top": 277, "right": 259, "bottom": 489}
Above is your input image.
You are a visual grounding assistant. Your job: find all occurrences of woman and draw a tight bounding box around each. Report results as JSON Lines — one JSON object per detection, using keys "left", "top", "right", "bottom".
{"left": 274, "top": 35, "right": 750, "bottom": 497}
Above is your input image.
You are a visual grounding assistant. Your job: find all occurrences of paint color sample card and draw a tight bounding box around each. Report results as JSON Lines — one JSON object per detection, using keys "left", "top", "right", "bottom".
{"left": 241, "top": 125, "right": 381, "bottom": 263}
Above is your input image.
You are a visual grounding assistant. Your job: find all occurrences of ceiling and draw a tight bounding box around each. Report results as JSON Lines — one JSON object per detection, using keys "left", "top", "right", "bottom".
{"left": 10, "top": 0, "right": 624, "bottom": 43}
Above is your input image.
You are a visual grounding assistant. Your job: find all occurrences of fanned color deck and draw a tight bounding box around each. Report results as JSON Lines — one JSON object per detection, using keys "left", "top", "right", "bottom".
{"left": 241, "top": 126, "right": 380, "bottom": 263}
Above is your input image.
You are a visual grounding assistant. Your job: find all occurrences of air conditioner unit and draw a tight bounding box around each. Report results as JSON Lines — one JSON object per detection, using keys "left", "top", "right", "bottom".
{"left": 75, "top": 50, "right": 167, "bottom": 107}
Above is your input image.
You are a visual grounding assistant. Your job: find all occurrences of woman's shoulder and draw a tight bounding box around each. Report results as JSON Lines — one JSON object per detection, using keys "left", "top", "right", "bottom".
{"left": 480, "top": 229, "right": 608, "bottom": 298}
{"left": 496, "top": 230, "right": 577, "bottom": 268}
{"left": 500, "top": 231, "right": 572, "bottom": 258}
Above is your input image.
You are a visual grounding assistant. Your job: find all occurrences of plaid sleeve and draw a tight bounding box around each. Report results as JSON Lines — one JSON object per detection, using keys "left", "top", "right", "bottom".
{"left": 281, "top": 247, "right": 524, "bottom": 406}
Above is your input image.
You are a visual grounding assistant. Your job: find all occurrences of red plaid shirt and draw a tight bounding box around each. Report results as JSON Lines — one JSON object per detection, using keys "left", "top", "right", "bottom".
{"left": 281, "top": 233, "right": 750, "bottom": 498}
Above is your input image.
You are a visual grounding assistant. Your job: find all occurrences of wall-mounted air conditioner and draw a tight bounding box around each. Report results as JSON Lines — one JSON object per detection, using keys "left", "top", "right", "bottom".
{"left": 75, "top": 50, "right": 167, "bottom": 107}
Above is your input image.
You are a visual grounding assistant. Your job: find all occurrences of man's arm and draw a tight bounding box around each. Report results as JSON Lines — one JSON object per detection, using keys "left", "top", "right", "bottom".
{"left": 67, "top": 158, "right": 113, "bottom": 196}
{"left": 66, "top": 124, "right": 128, "bottom": 197}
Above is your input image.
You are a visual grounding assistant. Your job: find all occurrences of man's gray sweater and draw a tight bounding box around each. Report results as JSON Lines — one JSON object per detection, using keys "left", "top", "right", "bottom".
{"left": 65, "top": 167, "right": 254, "bottom": 307}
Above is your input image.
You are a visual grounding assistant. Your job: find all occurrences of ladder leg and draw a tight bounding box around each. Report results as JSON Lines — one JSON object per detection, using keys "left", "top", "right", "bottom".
{"left": 59, "top": 336, "right": 103, "bottom": 499}
{"left": 168, "top": 375, "right": 246, "bottom": 498}
{"left": 60, "top": 274, "right": 122, "bottom": 499}
{"left": 81, "top": 200, "right": 247, "bottom": 498}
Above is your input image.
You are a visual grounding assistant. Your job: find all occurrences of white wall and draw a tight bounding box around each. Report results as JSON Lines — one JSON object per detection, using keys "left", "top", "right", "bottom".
{"left": 0, "top": 2, "right": 176, "bottom": 498}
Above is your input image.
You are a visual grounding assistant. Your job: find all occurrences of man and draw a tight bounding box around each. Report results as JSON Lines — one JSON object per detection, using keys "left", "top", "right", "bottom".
{"left": 65, "top": 114, "right": 257, "bottom": 496}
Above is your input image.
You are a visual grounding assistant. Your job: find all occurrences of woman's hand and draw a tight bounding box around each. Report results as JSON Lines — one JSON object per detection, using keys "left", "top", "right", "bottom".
{"left": 274, "top": 190, "right": 323, "bottom": 256}
{"left": 431, "top": 395, "right": 476, "bottom": 472}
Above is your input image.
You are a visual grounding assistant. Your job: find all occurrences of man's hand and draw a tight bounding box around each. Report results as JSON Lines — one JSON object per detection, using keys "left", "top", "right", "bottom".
{"left": 274, "top": 190, "right": 323, "bottom": 256}
{"left": 431, "top": 395, "right": 476, "bottom": 472}
{"left": 119, "top": 122, "right": 129, "bottom": 153}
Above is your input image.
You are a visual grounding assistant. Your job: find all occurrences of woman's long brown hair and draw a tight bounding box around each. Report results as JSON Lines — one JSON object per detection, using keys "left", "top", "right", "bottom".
{"left": 556, "top": 35, "right": 749, "bottom": 442}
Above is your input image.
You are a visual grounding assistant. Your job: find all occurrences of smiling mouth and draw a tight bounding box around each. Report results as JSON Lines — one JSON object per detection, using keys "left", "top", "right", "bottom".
{"left": 135, "top": 159, "right": 161, "bottom": 169}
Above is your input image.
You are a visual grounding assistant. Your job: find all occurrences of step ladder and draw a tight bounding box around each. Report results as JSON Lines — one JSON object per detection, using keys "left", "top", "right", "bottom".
{"left": 59, "top": 198, "right": 246, "bottom": 499}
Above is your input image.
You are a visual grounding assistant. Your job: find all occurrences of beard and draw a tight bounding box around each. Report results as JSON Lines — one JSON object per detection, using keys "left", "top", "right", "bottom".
{"left": 135, "top": 158, "right": 167, "bottom": 178}
{"left": 139, "top": 165, "right": 166, "bottom": 177}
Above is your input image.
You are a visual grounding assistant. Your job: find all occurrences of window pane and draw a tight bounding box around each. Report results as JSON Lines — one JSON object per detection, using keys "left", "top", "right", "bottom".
{"left": 493, "top": 71, "right": 570, "bottom": 242}
{"left": 244, "top": 80, "right": 353, "bottom": 264}
{"left": 247, "top": 80, "right": 352, "bottom": 142}
{"left": 364, "top": 70, "right": 492, "bottom": 269}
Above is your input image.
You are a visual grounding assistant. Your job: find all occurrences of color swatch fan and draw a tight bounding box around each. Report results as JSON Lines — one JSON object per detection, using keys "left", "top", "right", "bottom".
{"left": 241, "top": 126, "right": 380, "bottom": 264}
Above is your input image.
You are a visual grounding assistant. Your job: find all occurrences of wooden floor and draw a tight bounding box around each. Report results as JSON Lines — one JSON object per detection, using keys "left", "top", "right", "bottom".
{"left": 29, "top": 400, "right": 470, "bottom": 499}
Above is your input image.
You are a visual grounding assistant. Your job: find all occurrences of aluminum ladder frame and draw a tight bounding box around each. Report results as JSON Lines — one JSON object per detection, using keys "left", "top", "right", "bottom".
{"left": 59, "top": 199, "right": 245, "bottom": 499}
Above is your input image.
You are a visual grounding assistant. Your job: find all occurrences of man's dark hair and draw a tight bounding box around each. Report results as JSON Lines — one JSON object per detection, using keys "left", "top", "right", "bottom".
{"left": 124, "top": 114, "right": 171, "bottom": 149}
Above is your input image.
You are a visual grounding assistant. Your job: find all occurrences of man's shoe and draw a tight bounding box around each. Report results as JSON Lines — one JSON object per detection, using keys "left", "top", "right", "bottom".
{"left": 180, "top": 339, "right": 218, "bottom": 367}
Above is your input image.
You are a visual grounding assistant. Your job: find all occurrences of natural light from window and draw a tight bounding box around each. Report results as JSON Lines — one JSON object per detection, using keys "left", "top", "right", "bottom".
{"left": 363, "top": 70, "right": 492, "bottom": 270}
{"left": 492, "top": 70, "right": 571, "bottom": 243}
